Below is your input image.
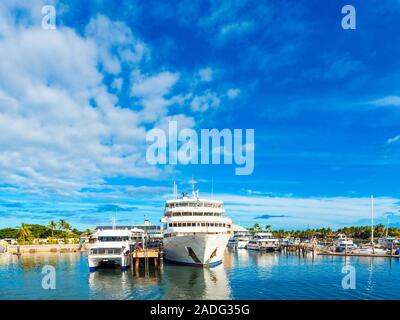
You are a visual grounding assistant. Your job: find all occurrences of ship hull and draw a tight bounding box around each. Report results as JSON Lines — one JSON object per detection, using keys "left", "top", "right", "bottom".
{"left": 163, "top": 233, "right": 230, "bottom": 267}
{"left": 88, "top": 254, "right": 130, "bottom": 272}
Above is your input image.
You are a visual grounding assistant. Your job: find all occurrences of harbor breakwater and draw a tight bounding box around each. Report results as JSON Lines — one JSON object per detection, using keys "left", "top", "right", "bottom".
{"left": 5, "top": 244, "right": 87, "bottom": 254}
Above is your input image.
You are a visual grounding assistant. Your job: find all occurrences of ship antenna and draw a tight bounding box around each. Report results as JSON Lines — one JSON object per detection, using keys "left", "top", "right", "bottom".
{"left": 371, "top": 195, "right": 374, "bottom": 245}
{"left": 211, "top": 177, "right": 214, "bottom": 200}
{"left": 173, "top": 181, "right": 178, "bottom": 199}
{"left": 111, "top": 215, "right": 116, "bottom": 230}
{"left": 190, "top": 176, "right": 197, "bottom": 198}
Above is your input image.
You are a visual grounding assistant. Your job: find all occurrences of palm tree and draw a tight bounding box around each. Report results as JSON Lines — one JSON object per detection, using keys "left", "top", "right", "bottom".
{"left": 48, "top": 220, "right": 57, "bottom": 237}
{"left": 17, "top": 223, "right": 32, "bottom": 243}
{"left": 58, "top": 219, "right": 71, "bottom": 233}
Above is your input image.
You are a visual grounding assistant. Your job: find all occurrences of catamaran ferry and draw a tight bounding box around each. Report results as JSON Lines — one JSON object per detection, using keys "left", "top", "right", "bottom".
{"left": 88, "top": 226, "right": 144, "bottom": 272}
{"left": 161, "top": 180, "right": 233, "bottom": 267}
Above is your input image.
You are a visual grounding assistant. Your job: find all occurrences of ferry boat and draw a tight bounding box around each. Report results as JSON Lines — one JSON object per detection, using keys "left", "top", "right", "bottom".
{"left": 246, "top": 231, "right": 280, "bottom": 251}
{"left": 88, "top": 227, "right": 144, "bottom": 272}
{"left": 161, "top": 180, "right": 233, "bottom": 267}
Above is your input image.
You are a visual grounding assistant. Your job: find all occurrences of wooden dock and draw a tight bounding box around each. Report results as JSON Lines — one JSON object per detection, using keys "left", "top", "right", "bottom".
{"left": 280, "top": 244, "right": 317, "bottom": 257}
{"left": 317, "top": 251, "right": 400, "bottom": 258}
{"left": 130, "top": 248, "right": 163, "bottom": 272}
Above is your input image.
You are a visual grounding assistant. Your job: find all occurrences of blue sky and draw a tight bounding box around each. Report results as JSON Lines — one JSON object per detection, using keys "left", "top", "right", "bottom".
{"left": 1, "top": 0, "right": 400, "bottom": 230}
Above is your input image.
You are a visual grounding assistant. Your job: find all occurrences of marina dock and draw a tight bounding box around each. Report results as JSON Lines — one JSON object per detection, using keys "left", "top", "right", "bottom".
{"left": 317, "top": 251, "right": 400, "bottom": 258}
{"left": 130, "top": 248, "right": 163, "bottom": 272}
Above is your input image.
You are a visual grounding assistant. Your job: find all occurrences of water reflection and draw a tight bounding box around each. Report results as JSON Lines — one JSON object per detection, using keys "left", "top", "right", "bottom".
{"left": 1, "top": 251, "right": 400, "bottom": 300}
{"left": 163, "top": 263, "right": 231, "bottom": 299}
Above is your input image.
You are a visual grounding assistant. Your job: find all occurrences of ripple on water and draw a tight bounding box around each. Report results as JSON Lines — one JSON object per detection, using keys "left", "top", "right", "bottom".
{"left": 1, "top": 251, "right": 400, "bottom": 299}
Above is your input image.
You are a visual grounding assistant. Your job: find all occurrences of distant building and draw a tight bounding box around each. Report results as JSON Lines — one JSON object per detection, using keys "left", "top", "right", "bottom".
{"left": 94, "top": 219, "right": 163, "bottom": 239}
{"left": 0, "top": 238, "right": 17, "bottom": 245}
{"left": 133, "top": 219, "right": 163, "bottom": 239}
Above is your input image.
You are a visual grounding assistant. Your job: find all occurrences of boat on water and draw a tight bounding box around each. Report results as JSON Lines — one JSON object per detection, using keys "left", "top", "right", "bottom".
{"left": 351, "top": 246, "right": 387, "bottom": 255}
{"left": 378, "top": 236, "right": 400, "bottom": 249}
{"left": 246, "top": 231, "right": 280, "bottom": 252}
{"left": 161, "top": 179, "right": 233, "bottom": 267}
{"left": 334, "top": 234, "right": 357, "bottom": 253}
{"left": 228, "top": 225, "right": 251, "bottom": 249}
{"left": 347, "top": 195, "right": 388, "bottom": 255}
{"left": 87, "top": 227, "right": 144, "bottom": 272}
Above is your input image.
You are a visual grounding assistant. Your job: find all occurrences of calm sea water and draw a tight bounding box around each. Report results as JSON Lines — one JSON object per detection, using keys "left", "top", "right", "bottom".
{"left": 1, "top": 249, "right": 400, "bottom": 300}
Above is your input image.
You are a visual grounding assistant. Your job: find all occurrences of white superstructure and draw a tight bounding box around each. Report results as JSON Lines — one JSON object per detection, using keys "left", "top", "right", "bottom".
{"left": 161, "top": 180, "right": 233, "bottom": 267}
{"left": 246, "top": 232, "right": 280, "bottom": 251}
{"left": 87, "top": 228, "right": 144, "bottom": 271}
{"left": 228, "top": 224, "right": 250, "bottom": 249}
{"left": 334, "top": 234, "right": 357, "bottom": 252}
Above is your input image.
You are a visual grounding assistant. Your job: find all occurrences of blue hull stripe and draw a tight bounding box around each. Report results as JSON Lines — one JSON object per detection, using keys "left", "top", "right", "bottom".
{"left": 165, "top": 259, "right": 222, "bottom": 268}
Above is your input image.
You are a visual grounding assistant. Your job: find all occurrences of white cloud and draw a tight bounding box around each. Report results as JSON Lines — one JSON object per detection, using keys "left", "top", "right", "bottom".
{"left": 197, "top": 67, "right": 214, "bottom": 82}
{"left": 219, "top": 21, "right": 255, "bottom": 37}
{"left": 387, "top": 135, "right": 400, "bottom": 145}
{"left": 219, "top": 194, "right": 400, "bottom": 229}
{"left": 85, "top": 14, "right": 149, "bottom": 75}
{"left": 370, "top": 96, "right": 400, "bottom": 107}
{"left": 130, "top": 70, "right": 180, "bottom": 122}
{"left": 190, "top": 91, "right": 221, "bottom": 112}
{"left": 0, "top": 8, "right": 188, "bottom": 196}
{"left": 131, "top": 71, "right": 179, "bottom": 97}
{"left": 227, "top": 88, "right": 241, "bottom": 99}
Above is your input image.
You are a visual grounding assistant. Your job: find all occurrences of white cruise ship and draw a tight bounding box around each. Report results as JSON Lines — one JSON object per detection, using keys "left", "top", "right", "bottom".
{"left": 161, "top": 180, "right": 233, "bottom": 267}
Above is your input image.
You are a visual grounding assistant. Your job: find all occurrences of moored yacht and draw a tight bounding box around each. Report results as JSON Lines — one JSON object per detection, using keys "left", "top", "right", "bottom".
{"left": 161, "top": 180, "right": 233, "bottom": 267}
{"left": 246, "top": 231, "right": 280, "bottom": 251}
{"left": 88, "top": 227, "right": 144, "bottom": 271}
{"left": 378, "top": 236, "right": 400, "bottom": 249}
{"left": 334, "top": 234, "right": 357, "bottom": 253}
{"left": 228, "top": 224, "right": 251, "bottom": 249}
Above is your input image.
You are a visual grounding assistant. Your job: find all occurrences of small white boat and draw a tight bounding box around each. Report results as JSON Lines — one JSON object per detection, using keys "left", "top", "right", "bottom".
{"left": 334, "top": 234, "right": 357, "bottom": 253}
{"left": 378, "top": 236, "right": 400, "bottom": 249}
{"left": 350, "top": 246, "right": 387, "bottom": 255}
{"left": 246, "top": 232, "right": 280, "bottom": 252}
{"left": 236, "top": 236, "right": 250, "bottom": 249}
{"left": 88, "top": 227, "right": 144, "bottom": 272}
{"left": 228, "top": 225, "right": 250, "bottom": 249}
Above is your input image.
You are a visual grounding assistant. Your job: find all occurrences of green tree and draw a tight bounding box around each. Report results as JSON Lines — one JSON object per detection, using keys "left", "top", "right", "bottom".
{"left": 58, "top": 219, "right": 71, "bottom": 233}
{"left": 48, "top": 221, "right": 57, "bottom": 237}
{"left": 17, "top": 223, "right": 32, "bottom": 243}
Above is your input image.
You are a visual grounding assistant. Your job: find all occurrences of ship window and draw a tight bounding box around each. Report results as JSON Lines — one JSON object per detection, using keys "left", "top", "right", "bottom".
{"left": 173, "top": 223, "right": 177, "bottom": 227}
{"left": 178, "top": 223, "right": 182, "bottom": 227}
{"left": 201, "top": 223, "right": 206, "bottom": 227}
{"left": 169, "top": 223, "right": 172, "bottom": 227}
{"left": 182, "top": 223, "right": 187, "bottom": 227}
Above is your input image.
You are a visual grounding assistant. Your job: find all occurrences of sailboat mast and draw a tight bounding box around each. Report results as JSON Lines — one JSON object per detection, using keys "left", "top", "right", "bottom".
{"left": 371, "top": 195, "right": 374, "bottom": 244}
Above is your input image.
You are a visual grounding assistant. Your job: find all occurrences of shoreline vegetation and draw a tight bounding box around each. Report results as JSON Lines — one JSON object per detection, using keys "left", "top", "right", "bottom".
{"left": 0, "top": 220, "right": 92, "bottom": 246}
{"left": 1, "top": 221, "right": 399, "bottom": 247}
{"left": 249, "top": 223, "right": 400, "bottom": 242}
